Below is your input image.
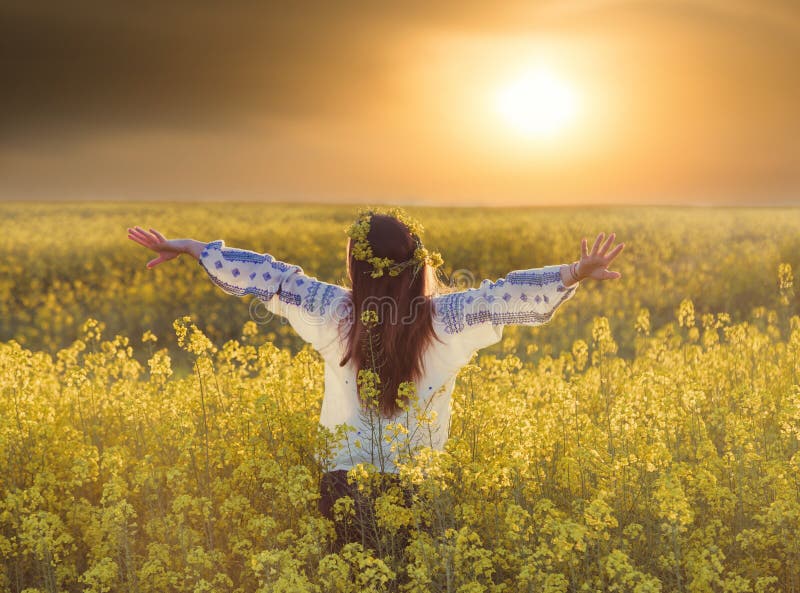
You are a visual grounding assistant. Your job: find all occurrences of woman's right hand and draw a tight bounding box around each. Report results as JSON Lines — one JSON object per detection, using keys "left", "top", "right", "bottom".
{"left": 127, "top": 227, "right": 192, "bottom": 269}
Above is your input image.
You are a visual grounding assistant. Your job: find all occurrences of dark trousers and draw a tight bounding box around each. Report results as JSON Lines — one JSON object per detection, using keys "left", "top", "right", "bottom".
{"left": 319, "top": 469, "right": 414, "bottom": 552}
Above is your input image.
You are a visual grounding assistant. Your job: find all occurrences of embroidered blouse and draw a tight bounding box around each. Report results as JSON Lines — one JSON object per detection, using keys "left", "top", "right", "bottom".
{"left": 198, "top": 240, "right": 578, "bottom": 472}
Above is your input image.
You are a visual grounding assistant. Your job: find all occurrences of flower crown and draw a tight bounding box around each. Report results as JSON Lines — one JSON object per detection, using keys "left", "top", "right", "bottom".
{"left": 345, "top": 207, "right": 444, "bottom": 279}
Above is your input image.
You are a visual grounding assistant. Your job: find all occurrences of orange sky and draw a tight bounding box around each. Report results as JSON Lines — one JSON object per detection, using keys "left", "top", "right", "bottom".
{"left": 1, "top": 0, "right": 798, "bottom": 205}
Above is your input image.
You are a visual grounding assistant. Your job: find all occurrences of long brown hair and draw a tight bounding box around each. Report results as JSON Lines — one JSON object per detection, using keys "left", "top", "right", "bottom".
{"left": 339, "top": 213, "right": 444, "bottom": 417}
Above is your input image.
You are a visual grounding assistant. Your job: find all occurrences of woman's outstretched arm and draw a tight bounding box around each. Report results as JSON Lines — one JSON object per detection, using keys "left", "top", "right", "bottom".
{"left": 432, "top": 232, "right": 624, "bottom": 348}
{"left": 127, "top": 227, "right": 351, "bottom": 356}
{"left": 128, "top": 227, "right": 319, "bottom": 302}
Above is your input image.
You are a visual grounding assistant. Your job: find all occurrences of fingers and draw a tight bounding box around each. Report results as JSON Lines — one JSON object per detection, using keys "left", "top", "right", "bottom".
{"left": 128, "top": 227, "right": 153, "bottom": 244}
{"left": 146, "top": 255, "right": 162, "bottom": 269}
{"left": 127, "top": 228, "right": 152, "bottom": 248}
{"left": 127, "top": 230, "right": 148, "bottom": 244}
{"left": 590, "top": 233, "right": 605, "bottom": 256}
{"left": 150, "top": 228, "right": 167, "bottom": 243}
{"left": 129, "top": 226, "right": 175, "bottom": 269}
{"left": 605, "top": 242, "right": 625, "bottom": 262}
{"left": 147, "top": 252, "right": 178, "bottom": 268}
{"left": 599, "top": 232, "right": 616, "bottom": 255}
{"left": 128, "top": 226, "right": 169, "bottom": 251}
{"left": 581, "top": 232, "right": 625, "bottom": 281}
{"left": 131, "top": 226, "right": 154, "bottom": 240}
{"left": 587, "top": 231, "right": 624, "bottom": 260}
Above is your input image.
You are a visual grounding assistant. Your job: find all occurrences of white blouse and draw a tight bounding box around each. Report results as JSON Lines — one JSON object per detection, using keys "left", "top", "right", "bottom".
{"left": 199, "top": 240, "right": 578, "bottom": 472}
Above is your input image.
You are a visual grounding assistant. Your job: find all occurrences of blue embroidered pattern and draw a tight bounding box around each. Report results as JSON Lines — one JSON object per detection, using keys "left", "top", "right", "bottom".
{"left": 465, "top": 289, "right": 575, "bottom": 326}
{"left": 433, "top": 274, "right": 576, "bottom": 334}
{"left": 507, "top": 269, "right": 562, "bottom": 286}
{"left": 279, "top": 291, "right": 301, "bottom": 306}
{"left": 466, "top": 309, "right": 554, "bottom": 325}
{"left": 200, "top": 260, "right": 276, "bottom": 300}
{"left": 271, "top": 260, "right": 292, "bottom": 272}
{"left": 434, "top": 291, "right": 467, "bottom": 334}
{"left": 304, "top": 280, "right": 322, "bottom": 313}
{"left": 220, "top": 247, "right": 270, "bottom": 264}
{"left": 319, "top": 284, "right": 337, "bottom": 314}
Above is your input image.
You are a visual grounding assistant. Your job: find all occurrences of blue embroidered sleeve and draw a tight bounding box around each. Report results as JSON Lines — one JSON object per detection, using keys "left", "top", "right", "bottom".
{"left": 198, "top": 240, "right": 352, "bottom": 356}
{"left": 431, "top": 264, "right": 578, "bottom": 350}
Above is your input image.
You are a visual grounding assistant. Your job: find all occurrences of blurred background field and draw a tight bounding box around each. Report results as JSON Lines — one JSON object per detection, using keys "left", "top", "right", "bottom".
{"left": 2, "top": 202, "right": 798, "bottom": 362}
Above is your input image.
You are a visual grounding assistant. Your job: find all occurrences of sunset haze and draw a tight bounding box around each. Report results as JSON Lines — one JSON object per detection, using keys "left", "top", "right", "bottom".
{"left": 2, "top": 0, "right": 798, "bottom": 205}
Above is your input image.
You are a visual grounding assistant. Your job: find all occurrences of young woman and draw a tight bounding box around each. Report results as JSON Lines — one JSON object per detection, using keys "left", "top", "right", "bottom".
{"left": 127, "top": 209, "right": 624, "bottom": 543}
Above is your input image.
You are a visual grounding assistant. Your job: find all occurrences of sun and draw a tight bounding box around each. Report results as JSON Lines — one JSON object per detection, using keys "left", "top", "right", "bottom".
{"left": 495, "top": 67, "right": 580, "bottom": 139}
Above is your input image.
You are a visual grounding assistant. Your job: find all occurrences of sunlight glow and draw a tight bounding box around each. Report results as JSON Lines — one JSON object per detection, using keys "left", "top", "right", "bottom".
{"left": 495, "top": 67, "right": 580, "bottom": 138}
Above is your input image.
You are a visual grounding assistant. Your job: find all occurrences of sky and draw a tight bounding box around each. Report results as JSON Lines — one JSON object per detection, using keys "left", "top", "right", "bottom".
{"left": 1, "top": 0, "right": 799, "bottom": 206}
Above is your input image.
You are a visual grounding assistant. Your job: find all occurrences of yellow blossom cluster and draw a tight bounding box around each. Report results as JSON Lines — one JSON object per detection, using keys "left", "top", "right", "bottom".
{"left": 0, "top": 298, "right": 798, "bottom": 590}
{"left": 1, "top": 203, "right": 799, "bottom": 591}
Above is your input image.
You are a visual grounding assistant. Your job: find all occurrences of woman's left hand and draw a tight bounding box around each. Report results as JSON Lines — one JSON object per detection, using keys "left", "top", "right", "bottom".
{"left": 576, "top": 232, "right": 625, "bottom": 281}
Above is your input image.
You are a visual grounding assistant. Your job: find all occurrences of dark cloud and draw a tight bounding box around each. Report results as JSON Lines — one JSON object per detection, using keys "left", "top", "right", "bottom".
{"left": 2, "top": 1, "right": 546, "bottom": 141}
{"left": 0, "top": 1, "right": 420, "bottom": 139}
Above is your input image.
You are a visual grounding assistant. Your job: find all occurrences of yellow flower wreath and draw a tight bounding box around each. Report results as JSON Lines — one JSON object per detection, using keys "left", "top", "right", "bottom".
{"left": 345, "top": 207, "right": 444, "bottom": 279}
